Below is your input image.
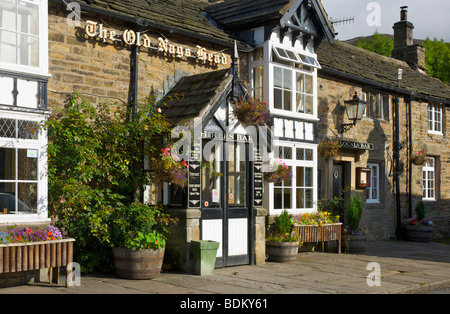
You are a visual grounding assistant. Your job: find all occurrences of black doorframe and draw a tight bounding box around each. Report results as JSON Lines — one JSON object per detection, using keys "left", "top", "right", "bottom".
{"left": 199, "top": 139, "right": 252, "bottom": 268}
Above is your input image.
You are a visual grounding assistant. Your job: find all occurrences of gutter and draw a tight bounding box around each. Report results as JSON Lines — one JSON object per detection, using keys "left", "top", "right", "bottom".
{"left": 319, "top": 66, "right": 450, "bottom": 105}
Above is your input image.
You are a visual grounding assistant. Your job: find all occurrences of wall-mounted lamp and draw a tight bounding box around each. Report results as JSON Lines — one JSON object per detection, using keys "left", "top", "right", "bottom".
{"left": 341, "top": 91, "right": 366, "bottom": 133}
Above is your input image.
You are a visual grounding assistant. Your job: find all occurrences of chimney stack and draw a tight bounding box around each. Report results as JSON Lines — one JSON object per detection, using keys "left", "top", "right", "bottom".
{"left": 392, "top": 6, "right": 426, "bottom": 72}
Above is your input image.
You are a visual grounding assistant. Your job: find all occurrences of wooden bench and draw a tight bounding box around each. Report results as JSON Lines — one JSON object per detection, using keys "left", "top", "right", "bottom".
{"left": 0, "top": 238, "right": 75, "bottom": 286}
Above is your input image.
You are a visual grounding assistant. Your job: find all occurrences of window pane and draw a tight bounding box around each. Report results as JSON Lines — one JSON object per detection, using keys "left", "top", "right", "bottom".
{"left": 0, "top": 148, "right": 15, "bottom": 180}
{"left": 274, "top": 67, "right": 282, "bottom": 88}
{"left": 305, "top": 149, "right": 313, "bottom": 161}
{"left": 0, "top": 118, "right": 16, "bottom": 138}
{"left": 284, "top": 90, "right": 291, "bottom": 111}
{"left": 296, "top": 167, "right": 304, "bottom": 187}
{"left": 296, "top": 188, "right": 304, "bottom": 208}
{"left": 304, "top": 75, "right": 313, "bottom": 94}
{"left": 305, "top": 167, "right": 313, "bottom": 187}
{"left": 296, "top": 73, "right": 304, "bottom": 92}
{"left": 296, "top": 148, "right": 304, "bottom": 160}
{"left": 18, "top": 149, "right": 37, "bottom": 180}
{"left": 18, "top": 1, "right": 39, "bottom": 35}
{"left": 18, "top": 182, "right": 37, "bottom": 213}
{"left": 0, "top": 29, "right": 17, "bottom": 64}
{"left": 274, "top": 88, "right": 282, "bottom": 109}
{"left": 0, "top": 183, "right": 15, "bottom": 213}
{"left": 305, "top": 189, "right": 313, "bottom": 208}
{"left": 283, "top": 69, "right": 292, "bottom": 89}
{"left": 305, "top": 95, "right": 313, "bottom": 114}
{"left": 18, "top": 33, "right": 39, "bottom": 67}
{"left": 296, "top": 93, "right": 304, "bottom": 113}
{"left": 0, "top": 1, "right": 17, "bottom": 31}
{"left": 283, "top": 188, "right": 291, "bottom": 208}
{"left": 274, "top": 188, "right": 282, "bottom": 209}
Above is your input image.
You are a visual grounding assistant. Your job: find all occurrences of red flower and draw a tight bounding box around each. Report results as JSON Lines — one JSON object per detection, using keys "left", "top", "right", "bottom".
{"left": 181, "top": 160, "right": 188, "bottom": 168}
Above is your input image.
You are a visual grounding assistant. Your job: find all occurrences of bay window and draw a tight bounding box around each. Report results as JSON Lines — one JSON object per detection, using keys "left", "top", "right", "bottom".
{"left": 272, "top": 143, "right": 316, "bottom": 213}
{"left": 0, "top": 0, "right": 48, "bottom": 75}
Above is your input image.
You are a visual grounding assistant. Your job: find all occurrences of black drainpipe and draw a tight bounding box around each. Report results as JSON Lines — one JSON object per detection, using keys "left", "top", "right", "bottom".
{"left": 408, "top": 94, "right": 414, "bottom": 218}
{"left": 128, "top": 45, "right": 139, "bottom": 121}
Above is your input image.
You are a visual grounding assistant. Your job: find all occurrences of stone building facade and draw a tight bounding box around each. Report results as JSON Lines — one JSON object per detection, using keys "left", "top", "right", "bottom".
{"left": 315, "top": 8, "right": 450, "bottom": 240}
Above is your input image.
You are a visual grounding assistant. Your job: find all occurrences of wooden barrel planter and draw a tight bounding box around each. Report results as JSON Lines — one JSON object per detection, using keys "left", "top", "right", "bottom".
{"left": 0, "top": 239, "right": 75, "bottom": 286}
{"left": 404, "top": 225, "right": 433, "bottom": 243}
{"left": 112, "top": 247, "right": 165, "bottom": 280}
{"left": 266, "top": 241, "right": 300, "bottom": 263}
{"left": 293, "top": 223, "right": 342, "bottom": 253}
{"left": 341, "top": 235, "right": 366, "bottom": 253}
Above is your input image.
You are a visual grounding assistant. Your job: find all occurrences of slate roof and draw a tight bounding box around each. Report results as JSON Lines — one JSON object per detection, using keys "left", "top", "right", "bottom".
{"left": 205, "top": 0, "right": 335, "bottom": 41}
{"left": 160, "top": 69, "right": 232, "bottom": 126}
{"left": 61, "top": 0, "right": 250, "bottom": 49}
{"left": 317, "top": 40, "right": 450, "bottom": 102}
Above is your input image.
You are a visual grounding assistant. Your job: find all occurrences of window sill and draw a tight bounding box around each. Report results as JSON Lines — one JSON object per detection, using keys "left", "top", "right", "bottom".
{"left": 427, "top": 131, "right": 443, "bottom": 136}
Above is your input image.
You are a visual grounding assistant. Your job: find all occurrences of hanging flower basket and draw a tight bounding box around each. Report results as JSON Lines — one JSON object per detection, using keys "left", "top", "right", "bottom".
{"left": 318, "top": 139, "right": 341, "bottom": 159}
{"left": 410, "top": 150, "right": 426, "bottom": 165}
{"left": 264, "top": 158, "right": 291, "bottom": 184}
{"left": 232, "top": 96, "right": 270, "bottom": 127}
{"left": 152, "top": 147, "right": 188, "bottom": 187}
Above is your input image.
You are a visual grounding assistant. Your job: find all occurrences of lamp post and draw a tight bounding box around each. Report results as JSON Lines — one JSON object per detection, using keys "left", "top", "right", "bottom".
{"left": 341, "top": 91, "right": 366, "bottom": 133}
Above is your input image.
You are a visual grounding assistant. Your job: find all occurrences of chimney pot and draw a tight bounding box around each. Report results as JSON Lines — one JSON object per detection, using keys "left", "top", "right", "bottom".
{"left": 400, "top": 6, "right": 408, "bottom": 21}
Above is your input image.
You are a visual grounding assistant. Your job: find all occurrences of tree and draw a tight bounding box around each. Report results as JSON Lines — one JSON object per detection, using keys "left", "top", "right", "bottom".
{"left": 355, "top": 30, "right": 394, "bottom": 57}
{"left": 45, "top": 95, "right": 171, "bottom": 272}
{"left": 422, "top": 37, "right": 450, "bottom": 84}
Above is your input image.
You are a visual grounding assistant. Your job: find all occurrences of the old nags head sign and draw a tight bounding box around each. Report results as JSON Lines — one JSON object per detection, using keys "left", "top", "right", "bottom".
{"left": 84, "top": 21, "right": 229, "bottom": 66}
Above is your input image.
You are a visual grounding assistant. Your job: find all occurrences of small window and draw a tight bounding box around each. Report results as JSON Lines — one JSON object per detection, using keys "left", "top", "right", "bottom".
{"left": 428, "top": 102, "right": 443, "bottom": 134}
{"left": 366, "top": 163, "right": 379, "bottom": 203}
{"left": 422, "top": 157, "right": 436, "bottom": 200}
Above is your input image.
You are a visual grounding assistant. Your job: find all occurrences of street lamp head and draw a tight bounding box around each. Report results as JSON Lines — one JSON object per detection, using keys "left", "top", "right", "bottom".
{"left": 344, "top": 91, "right": 366, "bottom": 123}
{"left": 340, "top": 91, "right": 367, "bottom": 133}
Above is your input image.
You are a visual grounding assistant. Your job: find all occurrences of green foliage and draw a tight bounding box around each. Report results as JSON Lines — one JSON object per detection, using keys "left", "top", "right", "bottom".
{"left": 346, "top": 196, "right": 363, "bottom": 231}
{"left": 44, "top": 95, "right": 172, "bottom": 272}
{"left": 275, "top": 210, "right": 294, "bottom": 234}
{"left": 124, "top": 231, "right": 166, "bottom": 250}
{"left": 415, "top": 201, "right": 426, "bottom": 221}
{"left": 422, "top": 38, "right": 450, "bottom": 84}
{"left": 355, "top": 31, "right": 394, "bottom": 57}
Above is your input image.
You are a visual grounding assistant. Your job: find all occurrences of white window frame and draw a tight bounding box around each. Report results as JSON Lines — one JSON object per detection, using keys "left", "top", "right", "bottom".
{"left": 428, "top": 102, "right": 443, "bottom": 135}
{"left": 0, "top": 110, "right": 49, "bottom": 224}
{"left": 0, "top": 0, "right": 49, "bottom": 77}
{"left": 267, "top": 141, "right": 317, "bottom": 216}
{"left": 422, "top": 157, "right": 436, "bottom": 201}
{"left": 366, "top": 163, "right": 379, "bottom": 203}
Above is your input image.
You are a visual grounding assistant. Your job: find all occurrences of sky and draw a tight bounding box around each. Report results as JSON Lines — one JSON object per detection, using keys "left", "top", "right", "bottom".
{"left": 321, "top": 0, "right": 450, "bottom": 42}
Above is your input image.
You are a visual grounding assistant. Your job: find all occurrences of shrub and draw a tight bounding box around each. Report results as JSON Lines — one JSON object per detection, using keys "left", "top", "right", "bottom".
{"left": 347, "top": 196, "right": 362, "bottom": 231}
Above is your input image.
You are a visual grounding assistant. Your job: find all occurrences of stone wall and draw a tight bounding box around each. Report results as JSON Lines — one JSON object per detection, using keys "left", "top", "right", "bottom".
{"left": 318, "top": 72, "right": 450, "bottom": 239}
{"left": 48, "top": 3, "right": 232, "bottom": 111}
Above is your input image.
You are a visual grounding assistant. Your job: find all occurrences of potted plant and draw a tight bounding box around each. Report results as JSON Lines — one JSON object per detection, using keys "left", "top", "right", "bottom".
{"left": 341, "top": 195, "right": 367, "bottom": 253}
{"left": 109, "top": 202, "right": 177, "bottom": 279}
{"left": 152, "top": 146, "right": 189, "bottom": 188}
{"left": 404, "top": 201, "right": 433, "bottom": 242}
{"left": 410, "top": 150, "right": 426, "bottom": 166}
{"left": 318, "top": 139, "right": 341, "bottom": 159}
{"left": 266, "top": 210, "right": 302, "bottom": 262}
{"left": 232, "top": 96, "right": 270, "bottom": 127}
{"left": 264, "top": 158, "right": 292, "bottom": 184}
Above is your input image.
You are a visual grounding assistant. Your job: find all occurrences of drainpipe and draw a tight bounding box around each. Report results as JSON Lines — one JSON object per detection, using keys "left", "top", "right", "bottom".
{"left": 128, "top": 45, "right": 139, "bottom": 121}
{"left": 393, "top": 95, "right": 402, "bottom": 240}
{"left": 408, "top": 94, "right": 414, "bottom": 218}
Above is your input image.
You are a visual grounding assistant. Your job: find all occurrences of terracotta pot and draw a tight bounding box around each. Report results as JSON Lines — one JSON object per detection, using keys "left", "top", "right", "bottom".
{"left": 112, "top": 247, "right": 165, "bottom": 280}
{"left": 341, "top": 234, "right": 366, "bottom": 253}
{"left": 404, "top": 225, "right": 433, "bottom": 243}
{"left": 266, "top": 241, "right": 299, "bottom": 262}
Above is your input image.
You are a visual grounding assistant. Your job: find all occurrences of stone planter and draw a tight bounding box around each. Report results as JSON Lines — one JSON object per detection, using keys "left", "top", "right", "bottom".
{"left": 293, "top": 223, "right": 342, "bottom": 253}
{"left": 341, "top": 234, "right": 366, "bottom": 253}
{"left": 112, "top": 247, "right": 165, "bottom": 280}
{"left": 404, "top": 225, "right": 433, "bottom": 242}
{"left": 266, "top": 241, "right": 299, "bottom": 262}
